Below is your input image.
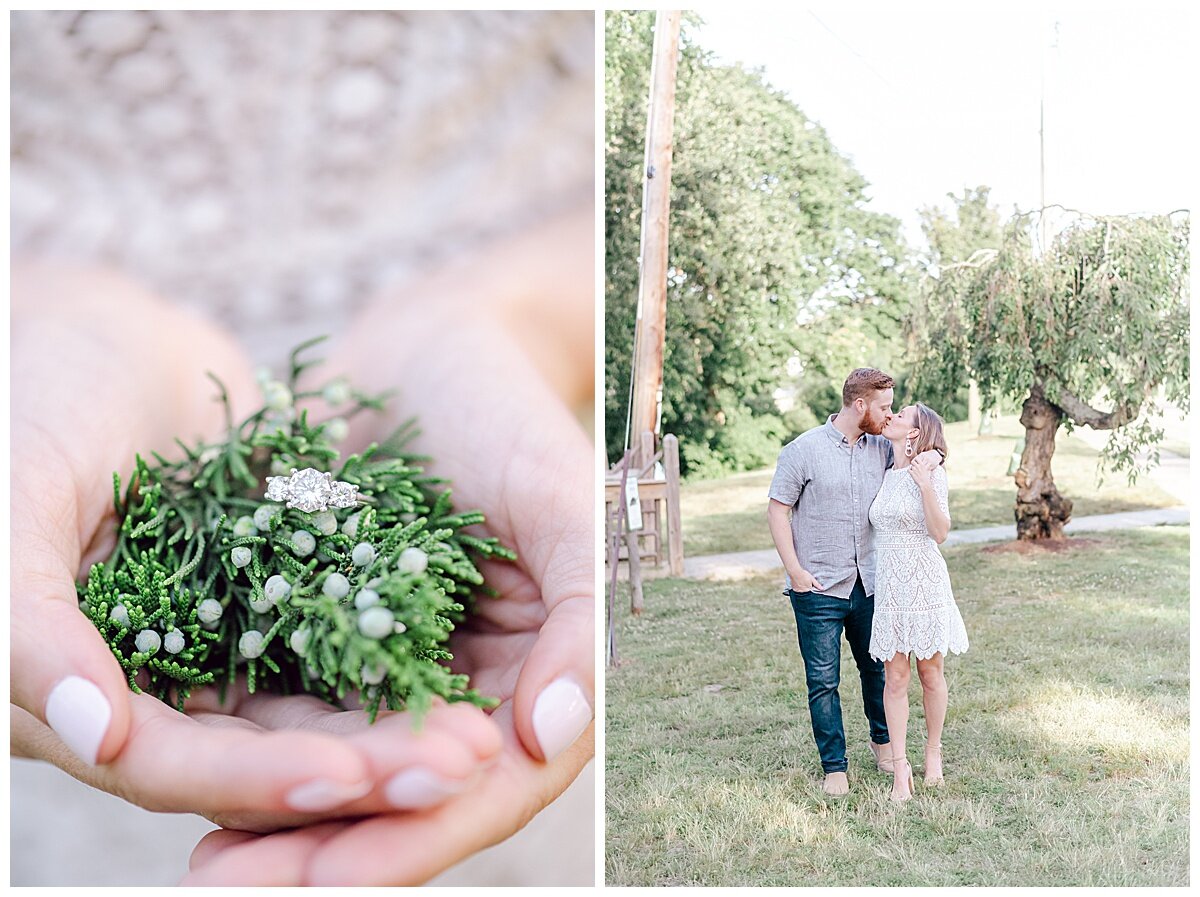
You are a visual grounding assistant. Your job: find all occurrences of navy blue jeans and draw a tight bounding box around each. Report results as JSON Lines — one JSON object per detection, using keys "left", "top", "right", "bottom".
{"left": 789, "top": 574, "right": 889, "bottom": 773}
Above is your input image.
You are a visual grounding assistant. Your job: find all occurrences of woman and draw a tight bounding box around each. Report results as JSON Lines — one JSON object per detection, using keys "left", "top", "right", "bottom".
{"left": 869, "top": 403, "right": 969, "bottom": 801}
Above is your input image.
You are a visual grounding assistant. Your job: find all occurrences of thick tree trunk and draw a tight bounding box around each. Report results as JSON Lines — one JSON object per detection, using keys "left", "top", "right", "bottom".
{"left": 1014, "top": 385, "right": 1073, "bottom": 540}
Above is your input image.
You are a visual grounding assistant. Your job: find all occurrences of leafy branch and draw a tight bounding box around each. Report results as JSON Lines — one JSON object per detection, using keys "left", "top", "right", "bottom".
{"left": 77, "top": 338, "right": 514, "bottom": 722}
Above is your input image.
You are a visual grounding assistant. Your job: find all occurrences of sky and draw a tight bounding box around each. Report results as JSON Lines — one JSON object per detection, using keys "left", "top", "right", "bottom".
{"left": 692, "top": 3, "right": 1195, "bottom": 249}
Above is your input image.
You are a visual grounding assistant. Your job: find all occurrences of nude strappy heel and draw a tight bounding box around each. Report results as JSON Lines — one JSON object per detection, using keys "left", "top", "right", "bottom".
{"left": 890, "top": 758, "right": 914, "bottom": 802}
{"left": 924, "top": 742, "right": 944, "bottom": 786}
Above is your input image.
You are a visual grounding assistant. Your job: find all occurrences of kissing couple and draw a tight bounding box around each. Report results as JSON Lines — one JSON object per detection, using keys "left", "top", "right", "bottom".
{"left": 767, "top": 368, "right": 969, "bottom": 801}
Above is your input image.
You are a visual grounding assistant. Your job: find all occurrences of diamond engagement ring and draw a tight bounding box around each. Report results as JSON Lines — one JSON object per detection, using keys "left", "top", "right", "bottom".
{"left": 265, "top": 467, "right": 361, "bottom": 513}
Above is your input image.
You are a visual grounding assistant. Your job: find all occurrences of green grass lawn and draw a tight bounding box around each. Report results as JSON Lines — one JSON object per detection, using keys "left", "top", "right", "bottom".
{"left": 680, "top": 416, "right": 1184, "bottom": 557}
{"left": 605, "top": 526, "right": 1189, "bottom": 887}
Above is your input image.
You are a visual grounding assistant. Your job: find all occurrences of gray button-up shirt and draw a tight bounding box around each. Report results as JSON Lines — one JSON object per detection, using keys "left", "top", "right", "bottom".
{"left": 768, "top": 414, "right": 893, "bottom": 599}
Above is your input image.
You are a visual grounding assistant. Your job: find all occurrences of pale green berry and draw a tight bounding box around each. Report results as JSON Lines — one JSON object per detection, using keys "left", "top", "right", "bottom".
{"left": 135, "top": 629, "right": 161, "bottom": 654}
{"left": 249, "top": 593, "right": 274, "bottom": 614}
{"left": 254, "top": 505, "right": 277, "bottom": 531}
{"left": 323, "top": 572, "right": 351, "bottom": 599}
{"left": 164, "top": 629, "right": 185, "bottom": 654}
{"left": 264, "top": 575, "right": 292, "bottom": 602}
{"left": 341, "top": 513, "right": 361, "bottom": 538}
{"left": 354, "top": 588, "right": 381, "bottom": 610}
{"left": 393, "top": 621, "right": 408, "bottom": 634}
{"left": 352, "top": 542, "right": 376, "bottom": 567}
{"left": 291, "top": 530, "right": 316, "bottom": 556}
{"left": 239, "top": 630, "right": 265, "bottom": 659}
{"left": 361, "top": 662, "right": 387, "bottom": 685}
{"left": 233, "top": 516, "right": 256, "bottom": 537}
{"left": 358, "top": 606, "right": 395, "bottom": 639}
{"left": 263, "top": 415, "right": 291, "bottom": 436}
{"left": 289, "top": 628, "right": 312, "bottom": 656}
{"left": 323, "top": 379, "right": 351, "bottom": 406}
{"left": 325, "top": 417, "right": 349, "bottom": 443}
{"left": 231, "top": 546, "right": 252, "bottom": 568}
{"left": 397, "top": 547, "right": 428, "bottom": 575}
{"left": 197, "top": 598, "right": 223, "bottom": 625}
{"left": 263, "top": 380, "right": 293, "bottom": 411}
{"left": 109, "top": 604, "right": 131, "bottom": 627}
{"left": 311, "top": 510, "right": 338, "bottom": 536}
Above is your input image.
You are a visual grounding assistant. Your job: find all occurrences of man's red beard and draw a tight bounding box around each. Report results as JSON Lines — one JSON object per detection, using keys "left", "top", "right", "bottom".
{"left": 861, "top": 406, "right": 888, "bottom": 436}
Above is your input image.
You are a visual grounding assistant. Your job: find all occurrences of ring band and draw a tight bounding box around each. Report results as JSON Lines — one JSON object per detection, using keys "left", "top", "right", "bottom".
{"left": 265, "top": 467, "right": 361, "bottom": 513}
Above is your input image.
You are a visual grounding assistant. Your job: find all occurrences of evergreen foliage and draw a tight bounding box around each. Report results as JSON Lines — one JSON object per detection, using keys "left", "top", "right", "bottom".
{"left": 78, "top": 337, "right": 513, "bottom": 722}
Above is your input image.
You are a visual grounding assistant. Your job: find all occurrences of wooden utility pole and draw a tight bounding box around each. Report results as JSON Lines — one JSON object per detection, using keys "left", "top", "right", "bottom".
{"left": 628, "top": 10, "right": 681, "bottom": 466}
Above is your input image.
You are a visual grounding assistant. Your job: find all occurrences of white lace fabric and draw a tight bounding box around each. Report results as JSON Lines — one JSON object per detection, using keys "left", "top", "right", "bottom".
{"left": 868, "top": 465, "right": 969, "bottom": 661}
{"left": 10, "top": 10, "right": 594, "bottom": 365}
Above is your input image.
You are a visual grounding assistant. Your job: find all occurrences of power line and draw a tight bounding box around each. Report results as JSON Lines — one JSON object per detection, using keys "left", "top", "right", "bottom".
{"left": 806, "top": 10, "right": 893, "bottom": 88}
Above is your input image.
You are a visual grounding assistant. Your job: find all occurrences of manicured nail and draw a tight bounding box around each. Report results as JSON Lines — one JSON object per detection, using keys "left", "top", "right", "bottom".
{"left": 532, "top": 677, "right": 592, "bottom": 763}
{"left": 384, "top": 767, "right": 473, "bottom": 810}
{"left": 45, "top": 676, "right": 112, "bottom": 766}
{"left": 285, "top": 778, "right": 371, "bottom": 812}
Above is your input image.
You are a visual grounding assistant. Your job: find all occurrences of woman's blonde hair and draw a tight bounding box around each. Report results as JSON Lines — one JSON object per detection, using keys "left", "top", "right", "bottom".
{"left": 911, "top": 403, "right": 948, "bottom": 464}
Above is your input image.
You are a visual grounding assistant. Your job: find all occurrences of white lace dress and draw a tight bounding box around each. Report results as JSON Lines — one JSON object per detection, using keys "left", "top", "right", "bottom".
{"left": 868, "top": 464, "right": 969, "bottom": 661}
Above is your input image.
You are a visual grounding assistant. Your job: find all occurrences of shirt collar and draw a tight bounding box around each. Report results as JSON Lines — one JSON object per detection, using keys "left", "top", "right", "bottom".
{"left": 825, "top": 413, "right": 867, "bottom": 447}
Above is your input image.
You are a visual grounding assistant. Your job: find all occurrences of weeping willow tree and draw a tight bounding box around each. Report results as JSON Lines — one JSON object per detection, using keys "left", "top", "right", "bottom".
{"left": 909, "top": 210, "right": 1189, "bottom": 540}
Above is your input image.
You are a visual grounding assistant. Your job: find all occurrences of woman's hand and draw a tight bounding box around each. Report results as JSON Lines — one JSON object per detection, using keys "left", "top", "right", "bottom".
{"left": 908, "top": 459, "right": 932, "bottom": 490}
{"left": 909, "top": 451, "right": 950, "bottom": 543}
{"left": 908, "top": 450, "right": 941, "bottom": 490}
{"left": 10, "top": 263, "right": 504, "bottom": 832}
{"left": 182, "top": 209, "right": 596, "bottom": 884}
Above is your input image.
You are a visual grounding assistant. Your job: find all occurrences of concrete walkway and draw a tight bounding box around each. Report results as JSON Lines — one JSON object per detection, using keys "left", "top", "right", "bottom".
{"left": 682, "top": 506, "right": 1190, "bottom": 581}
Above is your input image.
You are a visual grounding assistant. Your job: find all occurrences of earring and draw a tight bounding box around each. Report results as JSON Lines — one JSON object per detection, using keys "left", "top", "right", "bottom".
{"left": 904, "top": 436, "right": 914, "bottom": 458}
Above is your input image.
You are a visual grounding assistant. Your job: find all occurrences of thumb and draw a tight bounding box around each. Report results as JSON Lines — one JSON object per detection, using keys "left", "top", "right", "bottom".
{"left": 504, "top": 424, "right": 594, "bottom": 765}
{"left": 512, "top": 594, "right": 594, "bottom": 764}
{"left": 11, "top": 486, "right": 131, "bottom": 767}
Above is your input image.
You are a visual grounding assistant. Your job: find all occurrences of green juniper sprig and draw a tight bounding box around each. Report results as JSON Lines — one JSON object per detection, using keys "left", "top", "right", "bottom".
{"left": 78, "top": 336, "right": 514, "bottom": 723}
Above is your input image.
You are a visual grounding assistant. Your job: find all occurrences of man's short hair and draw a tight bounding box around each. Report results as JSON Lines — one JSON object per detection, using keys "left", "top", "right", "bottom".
{"left": 842, "top": 368, "right": 895, "bottom": 407}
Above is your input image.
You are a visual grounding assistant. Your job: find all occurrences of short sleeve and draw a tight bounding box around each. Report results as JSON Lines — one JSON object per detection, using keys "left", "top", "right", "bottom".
{"left": 768, "top": 442, "right": 806, "bottom": 507}
{"left": 933, "top": 465, "right": 950, "bottom": 521}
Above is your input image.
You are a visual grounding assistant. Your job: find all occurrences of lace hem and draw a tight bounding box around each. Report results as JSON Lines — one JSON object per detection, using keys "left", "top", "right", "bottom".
{"left": 869, "top": 607, "right": 969, "bottom": 662}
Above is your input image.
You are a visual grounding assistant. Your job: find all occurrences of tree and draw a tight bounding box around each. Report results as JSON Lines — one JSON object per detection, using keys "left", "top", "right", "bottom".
{"left": 920, "top": 186, "right": 1004, "bottom": 268}
{"left": 605, "top": 11, "right": 912, "bottom": 474}
{"left": 908, "top": 210, "right": 1189, "bottom": 539}
{"left": 916, "top": 187, "right": 1006, "bottom": 424}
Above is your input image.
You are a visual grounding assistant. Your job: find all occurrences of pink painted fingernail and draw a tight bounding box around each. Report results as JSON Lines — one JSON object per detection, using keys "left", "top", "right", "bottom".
{"left": 532, "top": 677, "right": 593, "bottom": 762}
{"left": 384, "top": 767, "right": 474, "bottom": 810}
{"left": 45, "top": 676, "right": 112, "bottom": 766}
{"left": 285, "top": 778, "right": 371, "bottom": 812}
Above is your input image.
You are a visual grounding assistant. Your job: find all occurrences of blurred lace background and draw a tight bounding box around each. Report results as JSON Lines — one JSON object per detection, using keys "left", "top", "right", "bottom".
{"left": 10, "top": 9, "right": 594, "bottom": 886}
{"left": 11, "top": 9, "right": 594, "bottom": 367}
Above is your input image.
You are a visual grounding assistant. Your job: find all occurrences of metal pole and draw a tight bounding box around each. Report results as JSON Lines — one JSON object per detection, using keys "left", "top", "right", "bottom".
{"left": 607, "top": 449, "right": 633, "bottom": 666}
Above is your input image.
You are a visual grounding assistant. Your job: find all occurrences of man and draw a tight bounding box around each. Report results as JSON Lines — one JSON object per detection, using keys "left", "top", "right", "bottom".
{"left": 767, "top": 368, "right": 938, "bottom": 795}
